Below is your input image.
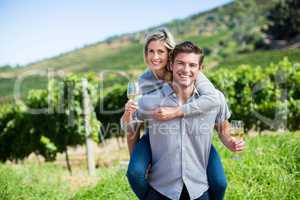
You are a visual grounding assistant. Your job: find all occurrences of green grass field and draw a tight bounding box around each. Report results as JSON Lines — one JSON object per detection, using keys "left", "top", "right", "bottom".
{"left": 218, "top": 49, "right": 300, "bottom": 68}
{"left": 1, "top": 132, "right": 299, "bottom": 200}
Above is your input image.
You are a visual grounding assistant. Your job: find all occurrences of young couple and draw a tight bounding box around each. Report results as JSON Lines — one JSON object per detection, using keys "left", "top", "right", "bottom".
{"left": 121, "top": 28, "right": 245, "bottom": 200}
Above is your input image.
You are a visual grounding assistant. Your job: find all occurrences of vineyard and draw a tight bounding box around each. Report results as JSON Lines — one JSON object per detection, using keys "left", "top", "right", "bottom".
{"left": 1, "top": 0, "right": 300, "bottom": 199}
{"left": 1, "top": 58, "right": 299, "bottom": 163}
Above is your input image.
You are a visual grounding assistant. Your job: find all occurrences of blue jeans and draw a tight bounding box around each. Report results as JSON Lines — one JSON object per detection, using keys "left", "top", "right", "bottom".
{"left": 126, "top": 134, "right": 227, "bottom": 200}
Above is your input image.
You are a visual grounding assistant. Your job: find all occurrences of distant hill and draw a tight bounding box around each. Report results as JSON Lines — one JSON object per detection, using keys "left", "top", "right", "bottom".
{"left": 0, "top": 0, "right": 299, "bottom": 100}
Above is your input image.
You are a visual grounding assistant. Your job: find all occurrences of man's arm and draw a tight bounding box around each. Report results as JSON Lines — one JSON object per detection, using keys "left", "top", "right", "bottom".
{"left": 214, "top": 91, "right": 245, "bottom": 152}
{"left": 215, "top": 120, "right": 245, "bottom": 152}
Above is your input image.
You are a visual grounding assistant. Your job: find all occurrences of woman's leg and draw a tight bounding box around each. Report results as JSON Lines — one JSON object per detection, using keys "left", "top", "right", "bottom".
{"left": 126, "top": 133, "right": 152, "bottom": 200}
{"left": 207, "top": 144, "right": 227, "bottom": 200}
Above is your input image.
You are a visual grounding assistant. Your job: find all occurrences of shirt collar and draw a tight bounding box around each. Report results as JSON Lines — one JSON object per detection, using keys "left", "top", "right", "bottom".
{"left": 193, "top": 86, "right": 200, "bottom": 97}
{"left": 161, "top": 83, "right": 200, "bottom": 98}
{"left": 161, "top": 83, "right": 174, "bottom": 96}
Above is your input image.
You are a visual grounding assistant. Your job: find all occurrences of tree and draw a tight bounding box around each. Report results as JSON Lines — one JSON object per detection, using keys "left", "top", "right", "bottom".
{"left": 266, "top": 0, "right": 300, "bottom": 40}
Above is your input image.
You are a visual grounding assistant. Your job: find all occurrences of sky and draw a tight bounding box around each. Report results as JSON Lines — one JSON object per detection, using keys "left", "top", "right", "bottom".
{"left": 0, "top": 0, "right": 233, "bottom": 66}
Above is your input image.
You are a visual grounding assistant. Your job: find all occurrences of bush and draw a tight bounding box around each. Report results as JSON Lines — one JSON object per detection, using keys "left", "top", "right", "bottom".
{"left": 0, "top": 74, "right": 101, "bottom": 162}
{"left": 96, "top": 84, "right": 127, "bottom": 139}
{"left": 208, "top": 58, "right": 300, "bottom": 131}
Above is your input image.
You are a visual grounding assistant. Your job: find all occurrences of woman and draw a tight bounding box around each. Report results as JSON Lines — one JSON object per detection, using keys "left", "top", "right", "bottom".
{"left": 122, "top": 28, "right": 227, "bottom": 200}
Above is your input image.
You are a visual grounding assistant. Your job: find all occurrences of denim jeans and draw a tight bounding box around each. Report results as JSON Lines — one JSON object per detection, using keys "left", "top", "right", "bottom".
{"left": 126, "top": 133, "right": 227, "bottom": 200}
{"left": 126, "top": 134, "right": 152, "bottom": 199}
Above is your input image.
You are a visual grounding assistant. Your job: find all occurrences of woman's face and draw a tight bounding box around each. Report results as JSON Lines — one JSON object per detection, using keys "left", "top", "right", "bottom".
{"left": 145, "top": 40, "right": 169, "bottom": 72}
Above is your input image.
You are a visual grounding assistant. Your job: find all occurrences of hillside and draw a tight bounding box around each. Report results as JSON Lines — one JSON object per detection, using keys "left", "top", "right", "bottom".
{"left": 0, "top": 0, "right": 299, "bottom": 100}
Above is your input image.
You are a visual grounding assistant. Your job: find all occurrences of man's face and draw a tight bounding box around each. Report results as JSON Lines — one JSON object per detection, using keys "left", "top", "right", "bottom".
{"left": 171, "top": 52, "right": 201, "bottom": 88}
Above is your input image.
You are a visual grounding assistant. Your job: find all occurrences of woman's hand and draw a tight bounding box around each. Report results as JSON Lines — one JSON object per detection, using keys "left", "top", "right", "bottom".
{"left": 122, "top": 100, "right": 138, "bottom": 125}
{"left": 152, "top": 106, "right": 184, "bottom": 121}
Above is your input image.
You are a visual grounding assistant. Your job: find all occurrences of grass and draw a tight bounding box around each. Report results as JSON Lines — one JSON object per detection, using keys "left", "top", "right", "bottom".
{"left": 0, "top": 163, "right": 72, "bottom": 200}
{"left": 182, "top": 32, "right": 230, "bottom": 48}
{"left": 87, "top": 43, "right": 145, "bottom": 72}
{"left": 219, "top": 132, "right": 300, "bottom": 200}
{"left": 0, "top": 132, "right": 299, "bottom": 200}
{"left": 70, "top": 167, "right": 135, "bottom": 200}
{"left": 218, "top": 48, "right": 300, "bottom": 68}
{"left": 19, "top": 41, "right": 131, "bottom": 72}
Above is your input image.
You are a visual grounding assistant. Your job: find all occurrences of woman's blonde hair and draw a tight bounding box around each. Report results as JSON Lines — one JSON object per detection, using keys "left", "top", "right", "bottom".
{"left": 143, "top": 28, "right": 176, "bottom": 82}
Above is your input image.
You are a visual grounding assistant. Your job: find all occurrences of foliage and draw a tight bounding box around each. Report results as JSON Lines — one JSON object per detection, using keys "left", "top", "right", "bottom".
{"left": 96, "top": 84, "right": 127, "bottom": 139}
{"left": 0, "top": 105, "right": 34, "bottom": 162}
{"left": 0, "top": 74, "right": 101, "bottom": 162}
{"left": 1, "top": 58, "right": 300, "bottom": 162}
{"left": 208, "top": 58, "right": 300, "bottom": 131}
{"left": 95, "top": 58, "right": 300, "bottom": 133}
{"left": 0, "top": 75, "right": 48, "bottom": 101}
{"left": 265, "top": 0, "right": 300, "bottom": 40}
{"left": 228, "top": 0, "right": 269, "bottom": 52}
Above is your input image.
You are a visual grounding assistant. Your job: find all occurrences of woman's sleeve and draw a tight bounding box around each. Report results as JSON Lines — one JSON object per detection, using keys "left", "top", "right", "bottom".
{"left": 180, "top": 72, "right": 220, "bottom": 116}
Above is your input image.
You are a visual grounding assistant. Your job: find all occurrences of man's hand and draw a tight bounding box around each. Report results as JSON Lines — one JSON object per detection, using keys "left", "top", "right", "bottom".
{"left": 216, "top": 120, "right": 246, "bottom": 152}
{"left": 152, "top": 106, "right": 184, "bottom": 121}
{"left": 225, "top": 137, "right": 246, "bottom": 152}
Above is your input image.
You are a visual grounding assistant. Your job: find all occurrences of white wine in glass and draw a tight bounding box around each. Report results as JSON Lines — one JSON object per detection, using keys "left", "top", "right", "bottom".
{"left": 127, "top": 81, "right": 143, "bottom": 123}
{"left": 230, "top": 120, "right": 244, "bottom": 160}
{"left": 127, "top": 94, "right": 138, "bottom": 101}
{"left": 230, "top": 130, "right": 244, "bottom": 140}
{"left": 127, "top": 81, "right": 140, "bottom": 102}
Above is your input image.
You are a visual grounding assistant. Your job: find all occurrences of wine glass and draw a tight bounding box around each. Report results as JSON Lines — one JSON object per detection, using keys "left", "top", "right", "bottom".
{"left": 127, "top": 81, "right": 140, "bottom": 103}
{"left": 230, "top": 120, "right": 244, "bottom": 160}
{"left": 127, "top": 81, "right": 143, "bottom": 124}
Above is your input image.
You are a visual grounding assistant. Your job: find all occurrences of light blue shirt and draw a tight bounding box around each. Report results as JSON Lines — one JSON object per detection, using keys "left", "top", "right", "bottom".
{"left": 137, "top": 83, "right": 230, "bottom": 200}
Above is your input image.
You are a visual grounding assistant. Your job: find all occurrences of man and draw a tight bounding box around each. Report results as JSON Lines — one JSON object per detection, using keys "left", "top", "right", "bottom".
{"left": 135, "top": 41, "right": 245, "bottom": 200}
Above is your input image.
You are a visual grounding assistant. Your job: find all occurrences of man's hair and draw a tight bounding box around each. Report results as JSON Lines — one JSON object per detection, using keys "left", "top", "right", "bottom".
{"left": 171, "top": 41, "right": 205, "bottom": 66}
